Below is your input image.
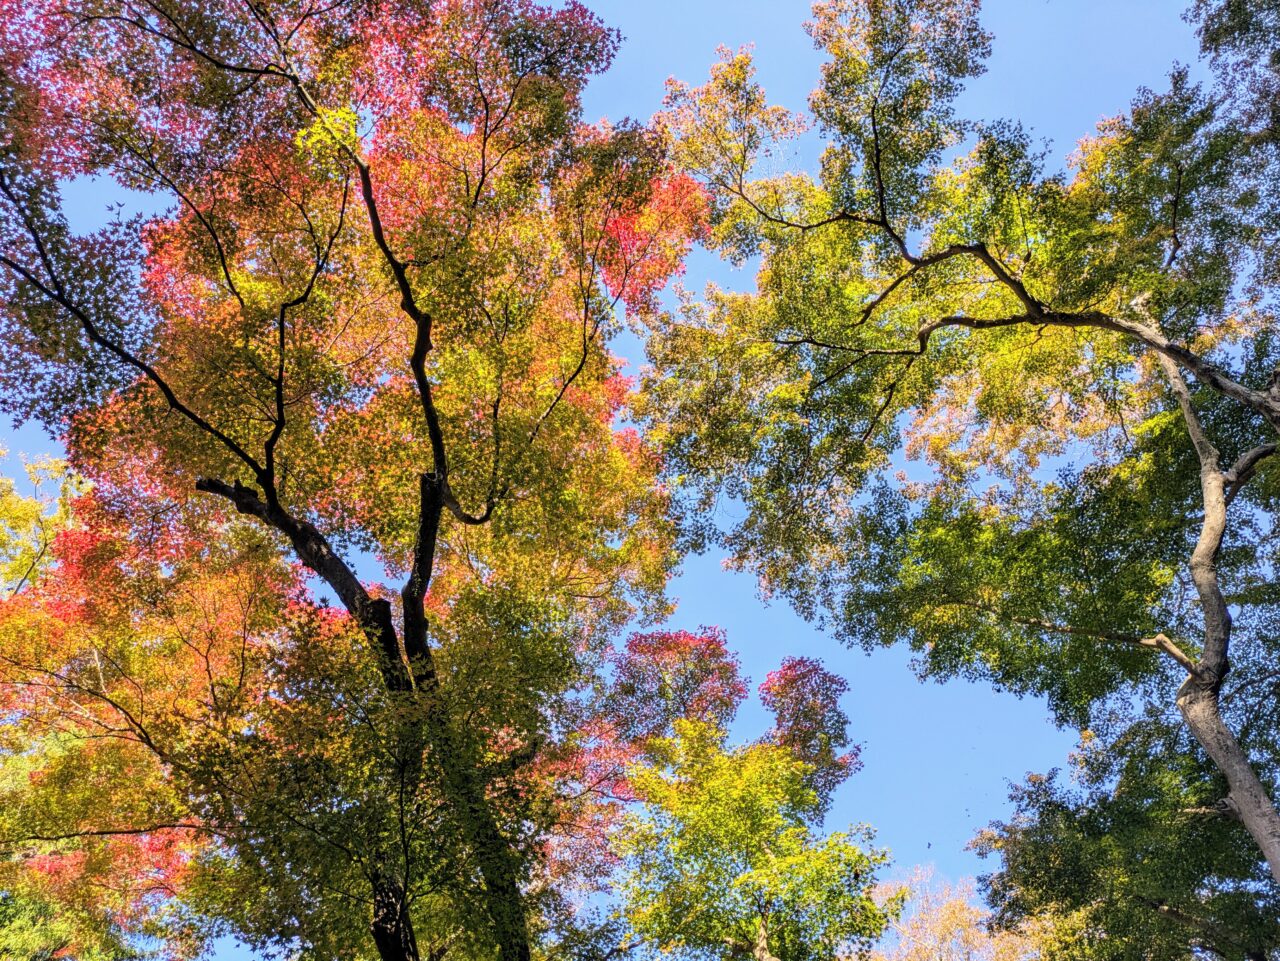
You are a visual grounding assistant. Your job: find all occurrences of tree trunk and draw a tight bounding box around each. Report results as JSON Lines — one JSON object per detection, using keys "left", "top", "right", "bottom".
{"left": 371, "top": 878, "right": 421, "bottom": 961}
{"left": 1159, "top": 357, "right": 1280, "bottom": 885}
{"left": 400, "top": 475, "right": 531, "bottom": 961}
{"left": 1179, "top": 679, "right": 1280, "bottom": 882}
{"left": 203, "top": 476, "right": 532, "bottom": 961}
{"left": 752, "top": 918, "right": 781, "bottom": 961}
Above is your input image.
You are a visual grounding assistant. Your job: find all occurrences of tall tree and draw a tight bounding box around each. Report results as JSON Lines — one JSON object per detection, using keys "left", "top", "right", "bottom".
{"left": 0, "top": 0, "right": 704, "bottom": 957}
{"left": 641, "top": 0, "right": 1280, "bottom": 883}
{"left": 607, "top": 643, "right": 896, "bottom": 961}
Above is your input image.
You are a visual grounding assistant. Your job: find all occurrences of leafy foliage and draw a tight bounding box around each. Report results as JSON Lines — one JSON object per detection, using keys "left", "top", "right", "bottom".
{"left": 976, "top": 721, "right": 1280, "bottom": 961}
{"left": 614, "top": 668, "right": 894, "bottom": 961}
{"left": 642, "top": 5, "right": 1269, "bottom": 698}
{"left": 758, "top": 657, "right": 858, "bottom": 811}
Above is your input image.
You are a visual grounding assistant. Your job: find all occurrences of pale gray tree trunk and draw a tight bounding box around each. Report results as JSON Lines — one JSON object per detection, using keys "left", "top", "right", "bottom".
{"left": 1161, "top": 356, "right": 1280, "bottom": 883}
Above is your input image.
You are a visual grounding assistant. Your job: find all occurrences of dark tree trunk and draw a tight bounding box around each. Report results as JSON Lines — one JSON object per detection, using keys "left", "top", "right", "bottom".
{"left": 371, "top": 879, "right": 421, "bottom": 961}
{"left": 201, "top": 476, "right": 532, "bottom": 961}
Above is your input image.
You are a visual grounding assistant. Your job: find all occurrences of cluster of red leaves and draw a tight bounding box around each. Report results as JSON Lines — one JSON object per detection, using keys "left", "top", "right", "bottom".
{"left": 759, "top": 656, "right": 861, "bottom": 807}
{"left": 608, "top": 627, "right": 747, "bottom": 744}
{"left": 600, "top": 171, "right": 709, "bottom": 313}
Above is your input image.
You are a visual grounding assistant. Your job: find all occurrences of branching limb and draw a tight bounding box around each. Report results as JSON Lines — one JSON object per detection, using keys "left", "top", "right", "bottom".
{"left": 0, "top": 174, "right": 267, "bottom": 478}
{"left": 1179, "top": 797, "right": 1242, "bottom": 821}
{"left": 400, "top": 471, "right": 445, "bottom": 689}
{"left": 5, "top": 822, "right": 209, "bottom": 843}
{"left": 947, "top": 601, "right": 1205, "bottom": 677}
{"left": 1223, "top": 443, "right": 1277, "bottom": 506}
{"left": 1135, "top": 632, "right": 1205, "bottom": 677}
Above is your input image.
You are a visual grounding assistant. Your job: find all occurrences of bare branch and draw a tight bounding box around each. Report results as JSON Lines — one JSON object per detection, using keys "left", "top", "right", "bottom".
{"left": 4, "top": 822, "right": 208, "bottom": 843}
{"left": 948, "top": 601, "right": 1204, "bottom": 678}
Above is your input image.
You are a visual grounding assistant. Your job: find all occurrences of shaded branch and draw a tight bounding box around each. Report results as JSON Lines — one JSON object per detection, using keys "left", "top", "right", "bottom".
{"left": 4, "top": 822, "right": 208, "bottom": 843}
{"left": 950, "top": 600, "right": 1204, "bottom": 677}
{"left": 0, "top": 175, "right": 266, "bottom": 478}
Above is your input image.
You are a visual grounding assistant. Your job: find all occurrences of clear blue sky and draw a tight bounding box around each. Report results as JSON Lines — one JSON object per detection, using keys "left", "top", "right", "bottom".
{"left": 0, "top": 0, "right": 1203, "bottom": 950}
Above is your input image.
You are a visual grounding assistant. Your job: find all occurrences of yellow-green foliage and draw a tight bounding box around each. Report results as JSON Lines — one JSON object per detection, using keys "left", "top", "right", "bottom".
{"left": 617, "top": 720, "right": 898, "bottom": 961}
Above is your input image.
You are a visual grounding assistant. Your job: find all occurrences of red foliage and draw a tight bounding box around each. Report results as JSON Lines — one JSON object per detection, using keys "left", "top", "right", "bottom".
{"left": 759, "top": 656, "right": 860, "bottom": 807}
{"left": 600, "top": 171, "right": 709, "bottom": 313}
{"left": 606, "top": 627, "right": 747, "bottom": 746}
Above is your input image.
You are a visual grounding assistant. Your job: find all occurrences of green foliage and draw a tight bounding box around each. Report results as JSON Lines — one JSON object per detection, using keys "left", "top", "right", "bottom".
{"left": 616, "top": 720, "right": 898, "bottom": 961}
{"left": 641, "top": 0, "right": 1280, "bottom": 728}
{"left": 0, "top": 453, "right": 78, "bottom": 595}
{"left": 835, "top": 420, "right": 1204, "bottom": 727}
{"left": 976, "top": 721, "right": 1280, "bottom": 961}
{"left": 642, "top": 0, "right": 1280, "bottom": 949}
{"left": 1191, "top": 0, "right": 1280, "bottom": 144}
{"left": 0, "top": 889, "right": 135, "bottom": 961}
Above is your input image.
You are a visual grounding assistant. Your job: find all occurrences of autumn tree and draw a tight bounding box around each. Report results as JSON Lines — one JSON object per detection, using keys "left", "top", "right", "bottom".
{"left": 0, "top": 470, "right": 144, "bottom": 959}
{"left": 867, "top": 870, "right": 1035, "bottom": 961}
{"left": 606, "top": 643, "right": 896, "bottom": 961}
{"left": 0, "top": 0, "right": 705, "bottom": 957}
{"left": 641, "top": 0, "right": 1280, "bottom": 886}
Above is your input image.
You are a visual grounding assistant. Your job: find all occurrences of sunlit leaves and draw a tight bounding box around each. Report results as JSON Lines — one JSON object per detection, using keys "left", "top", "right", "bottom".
{"left": 616, "top": 719, "right": 895, "bottom": 961}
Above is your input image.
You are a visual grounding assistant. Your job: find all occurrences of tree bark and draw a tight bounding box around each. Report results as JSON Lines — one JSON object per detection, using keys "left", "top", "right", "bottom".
{"left": 400, "top": 474, "right": 532, "bottom": 961}
{"left": 1159, "top": 356, "right": 1280, "bottom": 884}
{"left": 371, "top": 878, "right": 421, "bottom": 961}
{"left": 752, "top": 918, "right": 781, "bottom": 961}
{"left": 1178, "top": 680, "right": 1280, "bottom": 882}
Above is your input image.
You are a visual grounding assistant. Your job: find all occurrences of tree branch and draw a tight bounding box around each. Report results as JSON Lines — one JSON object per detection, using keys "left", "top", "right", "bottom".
{"left": 950, "top": 601, "right": 1204, "bottom": 677}
{"left": 1224, "top": 443, "right": 1277, "bottom": 506}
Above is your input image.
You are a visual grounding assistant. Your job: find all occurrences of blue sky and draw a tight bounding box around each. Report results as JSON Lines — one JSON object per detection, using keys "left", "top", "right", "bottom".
{"left": 0, "top": 0, "right": 1206, "bottom": 949}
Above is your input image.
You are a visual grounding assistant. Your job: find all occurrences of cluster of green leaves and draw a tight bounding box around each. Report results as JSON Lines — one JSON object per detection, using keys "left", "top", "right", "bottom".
{"left": 616, "top": 719, "right": 897, "bottom": 961}
{"left": 835, "top": 416, "right": 1204, "bottom": 728}
{"left": 977, "top": 720, "right": 1280, "bottom": 961}
{"left": 0, "top": 452, "right": 78, "bottom": 594}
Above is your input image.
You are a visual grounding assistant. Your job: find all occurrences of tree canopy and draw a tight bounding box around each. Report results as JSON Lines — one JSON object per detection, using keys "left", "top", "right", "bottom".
{"left": 640, "top": 0, "right": 1280, "bottom": 901}
{"left": 2, "top": 0, "right": 1280, "bottom": 959}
